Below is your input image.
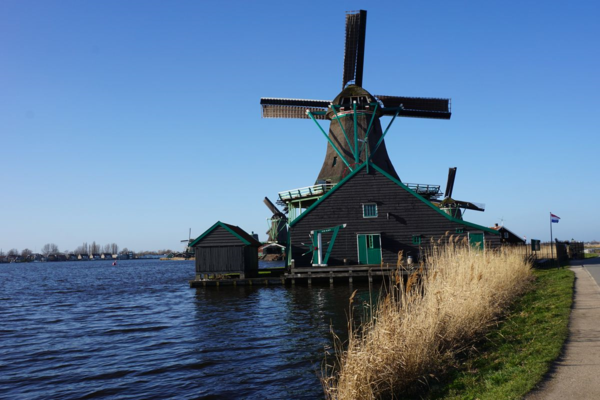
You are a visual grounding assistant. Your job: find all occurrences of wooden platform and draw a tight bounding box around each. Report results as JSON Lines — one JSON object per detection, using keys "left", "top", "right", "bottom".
{"left": 189, "top": 277, "right": 285, "bottom": 287}
{"left": 286, "top": 264, "right": 411, "bottom": 285}
{"left": 189, "top": 264, "right": 415, "bottom": 287}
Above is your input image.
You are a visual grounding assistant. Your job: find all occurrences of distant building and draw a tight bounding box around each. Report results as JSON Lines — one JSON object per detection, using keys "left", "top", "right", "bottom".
{"left": 490, "top": 224, "right": 525, "bottom": 245}
{"left": 117, "top": 252, "right": 135, "bottom": 260}
{"left": 31, "top": 253, "right": 45, "bottom": 262}
{"left": 47, "top": 254, "right": 66, "bottom": 262}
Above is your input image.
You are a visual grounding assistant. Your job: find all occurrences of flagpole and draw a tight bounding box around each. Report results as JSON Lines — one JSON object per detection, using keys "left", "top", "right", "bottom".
{"left": 550, "top": 212, "right": 555, "bottom": 266}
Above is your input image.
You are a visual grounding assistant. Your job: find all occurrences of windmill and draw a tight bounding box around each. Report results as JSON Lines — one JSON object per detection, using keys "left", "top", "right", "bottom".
{"left": 436, "top": 167, "right": 485, "bottom": 219}
{"left": 263, "top": 197, "right": 288, "bottom": 244}
{"left": 260, "top": 10, "right": 451, "bottom": 185}
{"left": 181, "top": 228, "right": 193, "bottom": 254}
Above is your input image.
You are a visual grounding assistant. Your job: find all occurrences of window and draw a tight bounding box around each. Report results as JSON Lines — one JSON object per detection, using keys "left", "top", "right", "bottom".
{"left": 363, "top": 203, "right": 378, "bottom": 218}
{"left": 412, "top": 235, "right": 421, "bottom": 245}
{"left": 455, "top": 228, "right": 464, "bottom": 234}
{"left": 332, "top": 156, "right": 337, "bottom": 167}
{"left": 504, "top": 232, "right": 509, "bottom": 239}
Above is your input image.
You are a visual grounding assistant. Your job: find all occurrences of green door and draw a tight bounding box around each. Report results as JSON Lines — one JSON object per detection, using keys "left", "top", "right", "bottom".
{"left": 469, "top": 232, "right": 484, "bottom": 250}
{"left": 357, "top": 234, "right": 382, "bottom": 264}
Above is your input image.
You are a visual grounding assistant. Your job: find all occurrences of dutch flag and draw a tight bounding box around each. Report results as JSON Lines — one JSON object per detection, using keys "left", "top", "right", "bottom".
{"left": 550, "top": 213, "right": 560, "bottom": 223}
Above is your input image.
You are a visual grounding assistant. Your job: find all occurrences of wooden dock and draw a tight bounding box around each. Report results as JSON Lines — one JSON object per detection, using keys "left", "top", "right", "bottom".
{"left": 286, "top": 264, "right": 411, "bottom": 285}
{"left": 189, "top": 264, "right": 414, "bottom": 288}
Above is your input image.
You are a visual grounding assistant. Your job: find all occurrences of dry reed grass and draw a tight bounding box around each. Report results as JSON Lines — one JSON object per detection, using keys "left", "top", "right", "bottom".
{"left": 322, "top": 241, "right": 532, "bottom": 399}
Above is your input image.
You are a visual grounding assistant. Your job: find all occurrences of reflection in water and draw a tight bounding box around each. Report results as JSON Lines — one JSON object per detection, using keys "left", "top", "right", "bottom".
{"left": 191, "top": 284, "right": 372, "bottom": 398}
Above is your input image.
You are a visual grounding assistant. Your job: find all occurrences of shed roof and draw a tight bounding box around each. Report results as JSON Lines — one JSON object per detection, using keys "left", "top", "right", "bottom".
{"left": 490, "top": 225, "right": 525, "bottom": 241}
{"left": 189, "top": 221, "right": 261, "bottom": 247}
{"left": 290, "top": 161, "right": 499, "bottom": 235}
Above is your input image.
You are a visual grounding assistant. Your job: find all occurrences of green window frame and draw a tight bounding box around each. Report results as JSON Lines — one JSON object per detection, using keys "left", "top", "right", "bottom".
{"left": 363, "top": 203, "right": 378, "bottom": 218}
{"left": 412, "top": 235, "right": 421, "bottom": 245}
{"left": 455, "top": 228, "right": 464, "bottom": 234}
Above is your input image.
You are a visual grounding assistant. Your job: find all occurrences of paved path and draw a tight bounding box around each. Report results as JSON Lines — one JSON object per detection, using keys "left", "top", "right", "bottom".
{"left": 527, "top": 259, "right": 600, "bottom": 399}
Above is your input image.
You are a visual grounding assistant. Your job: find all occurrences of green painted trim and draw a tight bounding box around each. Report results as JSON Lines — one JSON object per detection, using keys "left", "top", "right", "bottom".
{"left": 330, "top": 105, "right": 355, "bottom": 158}
{"left": 358, "top": 103, "right": 379, "bottom": 158}
{"left": 330, "top": 112, "right": 372, "bottom": 120}
{"left": 189, "top": 221, "right": 252, "bottom": 247}
{"left": 370, "top": 107, "right": 400, "bottom": 161}
{"left": 289, "top": 163, "right": 368, "bottom": 227}
{"left": 370, "top": 163, "right": 499, "bottom": 234}
{"left": 311, "top": 233, "right": 318, "bottom": 264}
{"left": 307, "top": 111, "right": 352, "bottom": 170}
{"left": 323, "top": 225, "right": 343, "bottom": 265}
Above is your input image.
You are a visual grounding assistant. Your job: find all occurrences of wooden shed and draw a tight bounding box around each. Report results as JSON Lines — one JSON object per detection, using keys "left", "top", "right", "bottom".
{"left": 189, "top": 221, "right": 261, "bottom": 279}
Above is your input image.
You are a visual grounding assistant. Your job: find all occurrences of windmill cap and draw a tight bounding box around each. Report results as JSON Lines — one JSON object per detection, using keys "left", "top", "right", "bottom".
{"left": 326, "top": 85, "right": 381, "bottom": 119}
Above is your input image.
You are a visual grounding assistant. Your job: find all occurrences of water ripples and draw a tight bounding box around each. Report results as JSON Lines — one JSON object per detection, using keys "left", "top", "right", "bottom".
{"left": 0, "top": 260, "right": 366, "bottom": 399}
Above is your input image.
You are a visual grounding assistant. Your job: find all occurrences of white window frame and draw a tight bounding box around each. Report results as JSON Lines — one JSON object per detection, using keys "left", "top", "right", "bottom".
{"left": 362, "top": 203, "right": 378, "bottom": 218}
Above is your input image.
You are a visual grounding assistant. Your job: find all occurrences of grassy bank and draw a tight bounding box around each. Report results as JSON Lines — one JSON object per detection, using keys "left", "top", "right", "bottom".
{"left": 322, "top": 243, "right": 533, "bottom": 399}
{"left": 428, "top": 266, "right": 574, "bottom": 399}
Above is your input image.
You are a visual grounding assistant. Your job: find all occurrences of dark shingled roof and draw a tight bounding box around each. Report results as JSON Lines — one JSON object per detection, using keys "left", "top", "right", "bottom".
{"left": 189, "top": 221, "right": 261, "bottom": 247}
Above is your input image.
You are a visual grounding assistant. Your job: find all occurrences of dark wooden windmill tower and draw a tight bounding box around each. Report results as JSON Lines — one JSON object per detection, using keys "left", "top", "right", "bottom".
{"left": 261, "top": 10, "right": 451, "bottom": 187}
{"left": 260, "top": 10, "right": 499, "bottom": 267}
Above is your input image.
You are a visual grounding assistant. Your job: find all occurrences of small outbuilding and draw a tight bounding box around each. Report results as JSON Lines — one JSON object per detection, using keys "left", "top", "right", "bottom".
{"left": 490, "top": 224, "right": 525, "bottom": 245}
{"left": 190, "top": 221, "right": 261, "bottom": 279}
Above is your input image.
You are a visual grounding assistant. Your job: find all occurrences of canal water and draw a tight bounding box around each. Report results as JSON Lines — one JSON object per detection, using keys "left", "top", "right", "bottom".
{"left": 0, "top": 260, "right": 372, "bottom": 399}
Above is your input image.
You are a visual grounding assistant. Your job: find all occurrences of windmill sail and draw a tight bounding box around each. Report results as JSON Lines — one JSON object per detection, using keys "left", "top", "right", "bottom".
{"left": 342, "top": 10, "right": 367, "bottom": 88}
{"left": 445, "top": 167, "right": 457, "bottom": 198}
{"left": 260, "top": 98, "right": 330, "bottom": 119}
{"left": 376, "top": 95, "right": 451, "bottom": 119}
{"left": 438, "top": 167, "right": 485, "bottom": 219}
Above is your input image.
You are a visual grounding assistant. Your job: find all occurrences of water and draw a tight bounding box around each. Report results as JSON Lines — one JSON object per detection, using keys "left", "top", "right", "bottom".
{"left": 0, "top": 260, "right": 370, "bottom": 399}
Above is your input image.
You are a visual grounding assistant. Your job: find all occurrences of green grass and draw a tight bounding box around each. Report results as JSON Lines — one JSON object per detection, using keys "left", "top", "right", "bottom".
{"left": 584, "top": 253, "right": 598, "bottom": 259}
{"left": 427, "top": 267, "right": 574, "bottom": 400}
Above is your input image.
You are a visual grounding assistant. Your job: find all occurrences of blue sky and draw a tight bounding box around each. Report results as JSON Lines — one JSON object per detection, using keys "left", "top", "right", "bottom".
{"left": 1, "top": 0, "right": 599, "bottom": 253}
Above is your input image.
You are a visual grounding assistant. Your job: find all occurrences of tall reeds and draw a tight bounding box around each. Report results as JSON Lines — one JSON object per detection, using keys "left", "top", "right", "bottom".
{"left": 322, "top": 240, "right": 532, "bottom": 399}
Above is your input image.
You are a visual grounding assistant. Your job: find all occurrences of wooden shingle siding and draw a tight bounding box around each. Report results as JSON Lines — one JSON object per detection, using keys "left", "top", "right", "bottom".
{"left": 290, "top": 167, "right": 500, "bottom": 267}
{"left": 195, "top": 226, "right": 243, "bottom": 247}
{"left": 244, "top": 247, "right": 259, "bottom": 271}
{"left": 195, "top": 246, "right": 245, "bottom": 273}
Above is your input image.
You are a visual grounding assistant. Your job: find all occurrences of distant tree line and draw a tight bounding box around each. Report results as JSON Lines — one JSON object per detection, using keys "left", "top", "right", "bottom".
{"left": 72, "top": 242, "right": 120, "bottom": 256}
{"left": 0, "top": 243, "right": 175, "bottom": 259}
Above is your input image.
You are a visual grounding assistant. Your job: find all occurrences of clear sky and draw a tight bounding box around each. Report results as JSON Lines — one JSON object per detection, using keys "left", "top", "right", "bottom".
{"left": 1, "top": 0, "right": 599, "bottom": 253}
